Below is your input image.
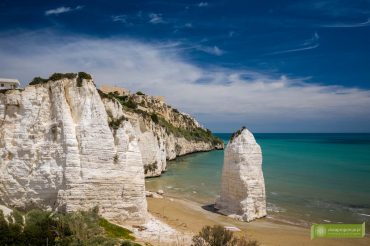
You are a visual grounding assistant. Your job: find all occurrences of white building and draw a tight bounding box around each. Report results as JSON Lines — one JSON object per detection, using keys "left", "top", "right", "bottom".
{"left": 0, "top": 78, "right": 20, "bottom": 89}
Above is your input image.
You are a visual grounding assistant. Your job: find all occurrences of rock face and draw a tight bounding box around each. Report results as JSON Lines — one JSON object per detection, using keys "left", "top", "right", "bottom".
{"left": 100, "top": 90, "right": 223, "bottom": 177}
{"left": 0, "top": 77, "right": 147, "bottom": 224}
{"left": 215, "top": 127, "right": 266, "bottom": 222}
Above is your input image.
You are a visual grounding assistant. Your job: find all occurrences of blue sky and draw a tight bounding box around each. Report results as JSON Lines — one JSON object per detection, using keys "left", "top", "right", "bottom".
{"left": 0, "top": 0, "right": 369, "bottom": 132}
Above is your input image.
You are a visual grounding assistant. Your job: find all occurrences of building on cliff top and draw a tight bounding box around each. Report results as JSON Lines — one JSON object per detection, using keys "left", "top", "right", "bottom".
{"left": 100, "top": 84, "right": 165, "bottom": 103}
{"left": 0, "top": 78, "right": 20, "bottom": 89}
{"left": 100, "top": 85, "right": 131, "bottom": 96}
{"left": 153, "top": 96, "right": 165, "bottom": 102}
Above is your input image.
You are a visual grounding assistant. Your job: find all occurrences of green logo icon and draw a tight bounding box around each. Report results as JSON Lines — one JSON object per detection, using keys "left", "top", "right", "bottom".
{"left": 311, "top": 223, "right": 365, "bottom": 239}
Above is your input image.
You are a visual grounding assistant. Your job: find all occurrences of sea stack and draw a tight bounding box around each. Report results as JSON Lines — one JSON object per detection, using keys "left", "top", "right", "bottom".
{"left": 215, "top": 127, "right": 266, "bottom": 222}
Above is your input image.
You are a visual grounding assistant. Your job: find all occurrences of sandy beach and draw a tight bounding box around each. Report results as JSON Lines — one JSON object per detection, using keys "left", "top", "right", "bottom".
{"left": 146, "top": 196, "right": 369, "bottom": 246}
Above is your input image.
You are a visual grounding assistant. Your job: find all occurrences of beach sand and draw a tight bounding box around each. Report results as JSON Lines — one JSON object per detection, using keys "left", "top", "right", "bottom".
{"left": 146, "top": 196, "right": 369, "bottom": 246}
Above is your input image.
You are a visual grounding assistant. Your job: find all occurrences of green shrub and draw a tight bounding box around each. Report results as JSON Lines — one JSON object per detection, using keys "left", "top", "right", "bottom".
{"left": 125, "top": 99, "right": 138, "bottom": 109}
{"left": 136, "top": 91, "right": 145, "bottom": 96}
{"left": 121, "top": 240, "right": 142, "bottom": 246}
{"left": 23, "top": 209, "right": 57, "bottom": 245}
{"left": 144, "top": 162, "right": 158, "bottom": 174}
{"left": 192, "top": 225, "right": 235, "bottom": 246}
{"left": 77, "top": 72, "right": 93, "bottom": 87}
{"left": 0, "top": 207, "right": 140, "bottom": 246}
{"left": 49, "top": 73, "right": 77, "bottom": 81}
{"left": 230, "top": 126, "right": 246, "bottom": 142}
{"left": 29, "top": 76, "right": 49, "bottom": 85}
{"left": 157, "top": 117, "right": 223, "bottom": 146}
{"left": 29, "top": 72, "right": 93, "bottom": 87}
{"left": 191, "top": 225, "right": 259, "bottom": 246}
{"left": 150, "top": 113, "right": 159, "bottom": 123}
{"left": 101, "top": 91, "right": 137, "bottom": 110}
{"left": 99, "top": 90, "right": 116, "bottom": 100}
{"left": 109, "top": 116, "right": 127, "bottom": 130}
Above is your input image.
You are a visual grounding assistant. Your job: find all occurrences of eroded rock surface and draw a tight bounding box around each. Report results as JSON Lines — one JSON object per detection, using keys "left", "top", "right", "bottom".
{"left": 215, "top": 127, "right": 266, "bottom": 222}
{"left": 0, "top": 78, "right": 147, "bottom": 224}
{"left": 101, "top": 90, "right": 224, "bottom": 177}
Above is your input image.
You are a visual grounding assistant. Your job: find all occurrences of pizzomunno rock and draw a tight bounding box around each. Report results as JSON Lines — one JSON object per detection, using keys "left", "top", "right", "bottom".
{"left": 215, "top": 127, "right": 267, "bottom": 222}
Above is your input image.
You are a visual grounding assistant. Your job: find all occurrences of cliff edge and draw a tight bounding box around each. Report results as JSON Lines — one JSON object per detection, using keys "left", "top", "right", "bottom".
{"left": 99, "top": 88, "right": 223, "bottom": 177}
{"left": 0, "top": 73, "right": 147, "bottom": 224}
{"left": 0, "top": 72, "right": 223, "bottom": 224}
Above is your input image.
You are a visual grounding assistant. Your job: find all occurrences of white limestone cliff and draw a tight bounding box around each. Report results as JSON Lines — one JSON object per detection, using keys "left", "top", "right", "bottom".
{"left": 215, "top": 127, "right": 266, "bottom": 222}
{"left": 0, "top": 77, "right": 147, "bottom": 224}
{"left": 101, "top": 92, "right": 223, "bottom": 177}
{"left": 129, "top": 118, "right": 222, "bottom": 177}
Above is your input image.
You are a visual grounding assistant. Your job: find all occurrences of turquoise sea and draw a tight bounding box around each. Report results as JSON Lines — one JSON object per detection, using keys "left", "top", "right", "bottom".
{"left": 146, "top": 133, "right": 370, "bottom": 227}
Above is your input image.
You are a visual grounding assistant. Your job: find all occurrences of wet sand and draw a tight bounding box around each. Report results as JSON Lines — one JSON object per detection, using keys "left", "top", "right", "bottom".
{"left": 147, "top": 196, "right": 369, "bottom": 246}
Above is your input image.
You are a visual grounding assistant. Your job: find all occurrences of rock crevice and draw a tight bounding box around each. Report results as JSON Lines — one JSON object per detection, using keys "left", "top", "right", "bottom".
{"left": 0, "top": 78, "right": 147, "bottom": 224}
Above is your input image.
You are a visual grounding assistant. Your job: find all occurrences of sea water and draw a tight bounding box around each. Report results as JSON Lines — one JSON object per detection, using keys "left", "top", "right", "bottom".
{"left": 145, "top": 133, "right": 370, "bottom": 226}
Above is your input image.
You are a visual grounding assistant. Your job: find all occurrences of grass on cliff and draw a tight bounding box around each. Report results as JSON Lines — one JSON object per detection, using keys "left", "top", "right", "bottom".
{"left": 99, "top": 218, "right": 135, "bottom": 240}
{"left": 29, "top": 72, "right": 93, "bottom": 87}
{"left": 98, "top": 90, "right": 138, "bottom": 110}
{"left": 98, "top": 90, "right": 223, "bottom": 146}
{"left": 229, "top": 126, "right": 246, "bottom": 142}
{"left": 0, "top": 207, "right": 139, "bottom": 246}
{"left": 158, "top": 116, "right": 223, "bottom": 145}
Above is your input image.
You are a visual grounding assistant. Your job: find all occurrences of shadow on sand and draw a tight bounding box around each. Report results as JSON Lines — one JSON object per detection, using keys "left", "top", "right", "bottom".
{"left": 201, "top": 203, "right": 223, "bottom": 215}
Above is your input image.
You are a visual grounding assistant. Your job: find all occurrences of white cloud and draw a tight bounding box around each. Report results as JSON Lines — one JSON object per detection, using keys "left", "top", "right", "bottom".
{"left": 196, "top": 45, "right": 224, "bottom": 56}
{"left": 322, "top": 18, "right": 370, "bottom": 28}
{"left": 198, "top": 2, "right": 209, "bottom": 7}
{"left": 0, "top": 31, "right": 369, "bottom": 132}
{"left": 267, "top": 32, "right": 320, "bottom": 55}
{"left": 112, "top": 15, "right": 128, "bottom": 23}
{"left": 148, "top": 13, "right": 164, "bottom": 24}
{"left": 45, "top": 6, "right": 83, "bottom": 16}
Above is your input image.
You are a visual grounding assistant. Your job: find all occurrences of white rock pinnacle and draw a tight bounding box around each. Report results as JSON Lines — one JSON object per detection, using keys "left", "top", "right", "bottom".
{"left": 216, "top": 127, "right": 266, "bottom": 222}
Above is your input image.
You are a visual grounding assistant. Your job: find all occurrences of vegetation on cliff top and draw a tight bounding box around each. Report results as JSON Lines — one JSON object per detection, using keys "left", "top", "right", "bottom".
{"left": 230, "top": 126, "right": 247, "bottom": 142}
{"left": 158, "top": 116, "right": 222, "bottom": 145}
{"left": 99, "top": 90, "right": 223, "bottom": 146}
{"left": 29, "top": 72, "right": 92, "bottom": 87}
{"left": 77, "top": 72, "right": 92, "bottom": 87}
{"left": 98, "top": 90, "right": 138, "bottom": 110}
{"left": 0, "top": 207, "right": 140, "bottom": 246}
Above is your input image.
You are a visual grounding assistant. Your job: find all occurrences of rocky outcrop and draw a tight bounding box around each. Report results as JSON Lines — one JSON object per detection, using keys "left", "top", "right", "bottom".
{"left": 100, "top": 90, "right": 223, "bottom": 177}
{"left": 0, "top": 75, "right": 147, "bottom": 224}
{"left": 215, "top": 127, "right": 266, "bottom": 222}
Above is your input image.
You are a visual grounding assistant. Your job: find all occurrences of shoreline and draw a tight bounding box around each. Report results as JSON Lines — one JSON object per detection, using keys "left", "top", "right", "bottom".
{"left": 146, "top": 195, "right": 369, "bottom": 246}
